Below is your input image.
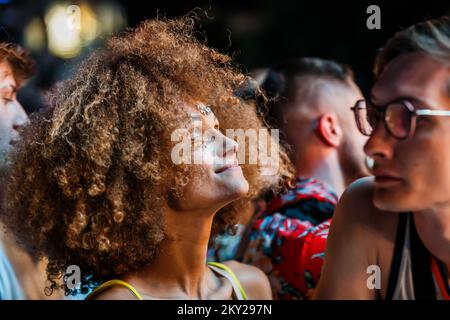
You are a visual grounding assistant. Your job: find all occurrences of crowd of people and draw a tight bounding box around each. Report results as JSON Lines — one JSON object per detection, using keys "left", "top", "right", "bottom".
{"left": 0, "top": 13, "right": 449, "bottom": 300}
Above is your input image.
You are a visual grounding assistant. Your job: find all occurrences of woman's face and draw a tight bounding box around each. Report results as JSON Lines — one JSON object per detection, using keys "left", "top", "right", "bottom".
{"left": 173, "top": 102, "right": 249, "bottom": 212}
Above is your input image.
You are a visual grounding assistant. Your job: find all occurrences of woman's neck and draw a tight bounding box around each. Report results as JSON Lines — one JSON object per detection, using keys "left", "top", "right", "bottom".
{"left": 124, "top": 207, "right": 217, "bottom": 299}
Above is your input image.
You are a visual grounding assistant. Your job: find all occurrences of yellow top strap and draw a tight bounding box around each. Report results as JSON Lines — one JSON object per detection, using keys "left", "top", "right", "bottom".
{"left": 85, "top": 263, "right": 247, "bottom": 300}
{"left": 85, "top": 279, "right": 143, "bottom": 300}
{"left": 207, "top": 262, "right": 248, "bottom": 300}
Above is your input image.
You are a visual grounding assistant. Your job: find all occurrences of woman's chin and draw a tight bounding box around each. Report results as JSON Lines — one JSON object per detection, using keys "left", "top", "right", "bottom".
{"left": 235, "top": 181, "right": 250, "bottom": 198}
{"left": 219, "top": 179, "right": 249, "bottom": 204}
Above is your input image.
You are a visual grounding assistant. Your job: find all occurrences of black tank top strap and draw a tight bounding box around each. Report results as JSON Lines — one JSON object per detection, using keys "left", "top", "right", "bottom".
{"left": 409, "top": 212, "right": 436, "bottom": 300}
{"left": 385, "top": 212, "right": 408, "bottom": 300}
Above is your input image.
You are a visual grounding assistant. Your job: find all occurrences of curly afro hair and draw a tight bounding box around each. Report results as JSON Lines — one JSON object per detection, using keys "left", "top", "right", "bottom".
{"left": 1, "top": 15, "right": 294, "bottom": 296}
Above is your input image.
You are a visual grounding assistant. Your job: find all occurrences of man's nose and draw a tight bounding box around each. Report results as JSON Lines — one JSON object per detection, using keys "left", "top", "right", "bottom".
{"left": 363, "top": 122, "right": 395, "bottom": 160}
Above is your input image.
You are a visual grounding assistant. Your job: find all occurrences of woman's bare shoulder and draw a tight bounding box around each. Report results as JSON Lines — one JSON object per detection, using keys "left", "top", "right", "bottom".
{"left": 222, "top": 260, "right": 272, "bottom": 300}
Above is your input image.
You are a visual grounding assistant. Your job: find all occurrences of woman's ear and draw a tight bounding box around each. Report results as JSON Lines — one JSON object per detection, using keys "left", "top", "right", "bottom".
{"left": 316, "top": 113, "right": 343, "bottom": 148}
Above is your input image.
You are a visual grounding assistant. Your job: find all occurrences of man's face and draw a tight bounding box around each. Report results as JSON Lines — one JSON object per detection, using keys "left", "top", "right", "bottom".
{"left": 0, "top": 61, "right": 28, "bottom": 171}
{"left": 338, "top": 80, "right": 369, "bottom": 181}
{"left": 283, "top": 78, "right": 369, "bottom": 182}
{"left": 365, "top": 52, "right": 450, "bottom": 212}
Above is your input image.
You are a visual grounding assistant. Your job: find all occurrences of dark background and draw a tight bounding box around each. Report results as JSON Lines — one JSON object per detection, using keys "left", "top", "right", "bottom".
{"left": 0, "top": 0, "right": 449, "bottom": 111}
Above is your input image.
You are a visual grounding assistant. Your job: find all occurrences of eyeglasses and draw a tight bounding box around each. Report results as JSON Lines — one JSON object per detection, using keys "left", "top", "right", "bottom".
{"left": 351, "top": 99, "right": 450, "bottom": 140}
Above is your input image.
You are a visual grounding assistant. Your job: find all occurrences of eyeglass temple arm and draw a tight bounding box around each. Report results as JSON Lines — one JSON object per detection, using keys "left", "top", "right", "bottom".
{"left": 415, "top": 109, "right": 450, "bottom": 117}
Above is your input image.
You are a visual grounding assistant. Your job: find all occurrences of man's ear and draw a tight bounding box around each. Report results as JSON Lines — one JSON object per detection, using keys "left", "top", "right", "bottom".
{"left": 316, "top": 113, "right": 343, "bottom": 148}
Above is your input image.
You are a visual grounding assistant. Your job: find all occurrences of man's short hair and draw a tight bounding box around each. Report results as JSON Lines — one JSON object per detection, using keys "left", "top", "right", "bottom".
{"left": 260, "top": 57, "right": 355, "bottom": 128}
{"left": 0, "top": 42, "right": 36, "bottom": 85}
{"left": 374, "top": 15, "right": 450, "bottom": 80}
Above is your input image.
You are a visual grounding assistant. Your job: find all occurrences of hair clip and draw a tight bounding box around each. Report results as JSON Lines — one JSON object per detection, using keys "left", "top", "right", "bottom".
{"left": 196, "top": 104, "right": 212, "bottom": 116}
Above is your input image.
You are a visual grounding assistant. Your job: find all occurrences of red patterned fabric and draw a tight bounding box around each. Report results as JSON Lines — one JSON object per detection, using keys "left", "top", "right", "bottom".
{"left": 240, "top": 177, "right": 337, "bottom": 299}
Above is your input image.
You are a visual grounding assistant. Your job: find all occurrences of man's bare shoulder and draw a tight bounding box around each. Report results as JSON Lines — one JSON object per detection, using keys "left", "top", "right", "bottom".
{"left": 338, "top": 177, "right": 376, "bottom": 216}
{"left": 314, "top": 177, "right": 399, "bottom": 299}
{"left": 337, "top": 177, "right": 397, "bottom": 230}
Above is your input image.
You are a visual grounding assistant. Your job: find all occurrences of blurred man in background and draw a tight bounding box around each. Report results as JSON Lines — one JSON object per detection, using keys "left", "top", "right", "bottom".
{"left": 237, "top": 57, "right": 369, "bottom": 299}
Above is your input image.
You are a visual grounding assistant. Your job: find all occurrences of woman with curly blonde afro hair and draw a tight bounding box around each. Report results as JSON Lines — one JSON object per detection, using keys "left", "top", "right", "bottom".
{"left": 1, "top": 15, "right": 294, "bottom": 300}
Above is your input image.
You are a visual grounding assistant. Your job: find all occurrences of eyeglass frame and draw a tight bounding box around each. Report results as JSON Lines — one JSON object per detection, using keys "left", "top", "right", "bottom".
{"left": 350, "top": 98, "right": 450, "bottom": 140}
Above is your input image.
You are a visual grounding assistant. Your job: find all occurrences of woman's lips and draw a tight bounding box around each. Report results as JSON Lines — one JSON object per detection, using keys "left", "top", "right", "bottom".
{"left": 215, "top": 163, "right": 240, "bottom": 174}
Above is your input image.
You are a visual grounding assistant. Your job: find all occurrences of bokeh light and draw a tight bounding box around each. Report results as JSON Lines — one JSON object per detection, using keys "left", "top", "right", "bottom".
{"left": 43, "top": 1, "right": 126, "bottom": 59}
{"left": 45, "top": 2, "right": 84, "bottom": 58}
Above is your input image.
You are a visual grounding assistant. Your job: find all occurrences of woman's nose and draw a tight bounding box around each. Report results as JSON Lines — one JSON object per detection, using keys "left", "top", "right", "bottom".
{"left": 221, "top": 135, "right": 238, "bottom": 157}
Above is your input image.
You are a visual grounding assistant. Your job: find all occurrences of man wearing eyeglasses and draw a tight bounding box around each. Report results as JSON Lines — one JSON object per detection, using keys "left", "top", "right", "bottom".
{"left": 315, "top": 16, "right": 450, "bottom": 300}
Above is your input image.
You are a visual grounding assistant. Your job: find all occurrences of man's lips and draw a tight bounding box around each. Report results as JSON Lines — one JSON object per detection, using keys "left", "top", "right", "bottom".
{"left": 374, "top": 176, "right": 403, "bottom": 182}
{"left": 372, "top": 170, "right": 403, "bottom": 185}
{"left": 375, "top": 174, "right": 403, "bottom": 185}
